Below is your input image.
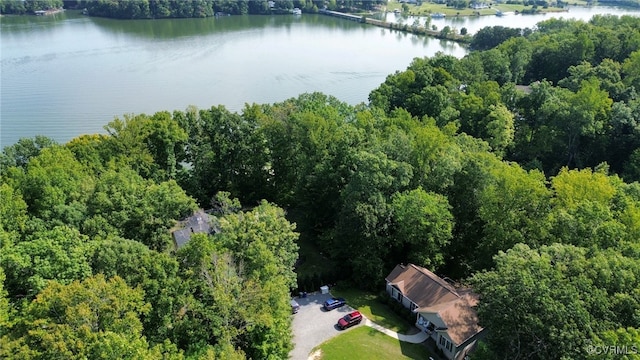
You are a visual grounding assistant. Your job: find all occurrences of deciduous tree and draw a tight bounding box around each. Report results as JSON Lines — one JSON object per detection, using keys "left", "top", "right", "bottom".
{"left": 471, "top": 244, "right": 606, "bottom": 360}
{"left": 390, "top": 187, "right": 453, "bottom": 268}
{"left": 1, "top": 226, "right": 93, "bottom": 299}
{"left": 8, "top": 274, "right": 173, "bottom": 359}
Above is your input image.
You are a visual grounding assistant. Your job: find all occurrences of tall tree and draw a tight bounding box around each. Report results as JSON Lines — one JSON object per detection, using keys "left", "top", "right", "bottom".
{"left": 90, "top": 236, "right": 183, "bottom": 344}
{"left": 475, "top": 163, "right": 551, "bottom": 269}
{"left": 526, "top": 22, "right": 595, "bottom": 83}
{"left": 471, "top": 244, "right": 608, "bottom": 360}
{"left": 470, "top": 26, "right": 523, "bottom": 51}
{"left": 0, "top": 136, "right": 56, "bottom": 175}
{"left": 390, "top": 187, "right": 453, "bottom": 269}
{"left": 561, "top": 79, "right": 613, "bottom": 168}
{"left": 484, "top": 103, "right": 515, "bottom": 156}
{"left": 176, "top": 222, "right": 294, "bottom": 359}
{"left": 0, "top": 183, "right": 28, "bottom": 247}
{"left": 85, "top": 167, "right": 196, "bottom": 250}
{"left": 259, "top": 93, "right": 361, "bottom": 235}
{"left": 218, "top": 200, "right": 299, "bottom": 289}
{"left": 332, "top": 150, "right": 413, "bottom": 287}
{"left": 181, "top": 105, "right": 269, "bottom": 205}
{"left": 0, "top": 267, "right": 9, "bottom": 333}
{"left": 104, "top": 111, "right": 187, "bottom": 181}
{"left": 1, "top": 274, "right": 182, "bottom": 359}
{"left": 1, "top": 226, "right": 94, "bottom": 299}
{"left": 623, "top": 49, "right": 640, "bottom": 92}
{"left": 496, "top": 36, "right": 533, "bottom": 84}
{"left": 12, "top": 146, "right": 93, "bottom": 227}
{"left": 548, "top": 167, "right": 625, "bottom": 248}
{"left": 551, "top": 167, "right": 618, "bottom": 209}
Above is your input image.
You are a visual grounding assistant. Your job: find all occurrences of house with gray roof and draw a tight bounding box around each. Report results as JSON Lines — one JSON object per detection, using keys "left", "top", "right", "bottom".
{"left": 171, "top": 209, "right": 219, "bottom": 249}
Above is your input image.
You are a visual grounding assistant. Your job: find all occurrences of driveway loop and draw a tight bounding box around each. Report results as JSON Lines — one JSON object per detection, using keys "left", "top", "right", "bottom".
{"left": 290, "top": 292, "right": 427, "bottom": 359}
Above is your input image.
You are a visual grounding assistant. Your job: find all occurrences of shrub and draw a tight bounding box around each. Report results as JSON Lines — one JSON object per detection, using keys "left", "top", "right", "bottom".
{"left": 378, "top": 291, "right": 417, "bottom": 324}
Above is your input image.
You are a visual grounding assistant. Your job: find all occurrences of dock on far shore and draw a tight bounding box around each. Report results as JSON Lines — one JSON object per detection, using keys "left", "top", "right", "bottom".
{"left": 34, "top": 8, "right": 65, "bottom": 16}
{"left": 319, "top": 9, "right": 365, "bottom": 22}
{"left": 319, "top": 8, "right": 468, "bottom": 43}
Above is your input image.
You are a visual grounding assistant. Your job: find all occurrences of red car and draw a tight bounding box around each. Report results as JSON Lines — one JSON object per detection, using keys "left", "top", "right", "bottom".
{"left": 337, "top": 311, "right": 363, "bottom": 330}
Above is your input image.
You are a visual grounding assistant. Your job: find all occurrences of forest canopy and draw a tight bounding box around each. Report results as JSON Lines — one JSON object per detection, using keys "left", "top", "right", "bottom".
{"left": 1, "top": 14, "right": 640, "bottom": 360}
{"left": 0, "top": 0, "right": 387, "bottom": 17}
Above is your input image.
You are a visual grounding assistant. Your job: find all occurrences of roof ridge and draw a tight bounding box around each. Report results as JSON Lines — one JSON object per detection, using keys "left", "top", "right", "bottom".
{"left": 409, "top": 263, "right": 460, "bottom": 298}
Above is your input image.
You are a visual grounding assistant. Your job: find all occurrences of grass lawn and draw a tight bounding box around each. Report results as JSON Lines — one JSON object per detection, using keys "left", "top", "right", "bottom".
{"left": 313, "top": 326, "right": 434, "bottom": 360}
{"left": 330, "top": 287, "right": 414, "bottom": 334}
{"left": 385, "top": 1, "right": 568, "bottom": 16}
{"left": 563, "top": 0, "right": 591, "bottom": 5}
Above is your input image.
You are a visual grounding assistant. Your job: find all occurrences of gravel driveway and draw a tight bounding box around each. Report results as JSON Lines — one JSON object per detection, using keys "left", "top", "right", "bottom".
{"left": 289, "top": 292, "right": 360, "bottom": 360}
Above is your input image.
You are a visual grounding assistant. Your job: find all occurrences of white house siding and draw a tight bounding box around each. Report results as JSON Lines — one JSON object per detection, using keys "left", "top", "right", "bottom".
{"left": 420, "top": 312, "right": 447, "bottom": 330}
{"left": 386, "top": 283, "right": 412, "bottom": 307}
{"left": 416, "top": 313, "right": 447, "bottom": 342}
{"left": 417, "top": 317, "right": 459, "bottom": 360}
{"left": 416, "top": 314, "right": 436, "bottom": 341}
{"left": 386, "top": 283, "right": 403, "bottom": 302}
{"left": 437, "top": 333, "right": 456, "bottom": 360}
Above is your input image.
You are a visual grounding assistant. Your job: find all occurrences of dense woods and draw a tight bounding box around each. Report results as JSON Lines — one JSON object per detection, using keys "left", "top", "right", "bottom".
{"left": 0, "top": 0, "right": 386, "bottom": 17}
{"left": 2, "top": 13, "right": 640, "bottom": 360}
{"left": 0, "top": 0, "right": 63, "bottom": 14}
{"left": 75, "top": 0, "right": 383, "bottom": 18}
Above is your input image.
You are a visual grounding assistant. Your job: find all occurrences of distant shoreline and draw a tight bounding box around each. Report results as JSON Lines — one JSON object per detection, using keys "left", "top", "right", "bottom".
{"left": 33, "top": 8, "right": 65, "bottom": 16}
{"left": 375, "top": 2, "right": 640, "bottom": 18}
{"left": 2, "top": 3, "right": 636, "bottom": 19}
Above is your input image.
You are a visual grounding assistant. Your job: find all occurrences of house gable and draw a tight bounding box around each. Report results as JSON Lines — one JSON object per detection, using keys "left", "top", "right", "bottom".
{"left": 416, "top": 291, "right": 482, "bottom": 346}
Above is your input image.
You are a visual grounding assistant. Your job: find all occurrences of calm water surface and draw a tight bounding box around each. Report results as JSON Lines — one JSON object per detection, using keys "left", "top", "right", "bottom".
{"left": 1, "top": 12, "right": 466, "bottom": 146}
{"left": 1, "top": 8, "right": 638, "bottom": 146}
{"left": 386, "top": 5, "right": 638, "bottom": 34}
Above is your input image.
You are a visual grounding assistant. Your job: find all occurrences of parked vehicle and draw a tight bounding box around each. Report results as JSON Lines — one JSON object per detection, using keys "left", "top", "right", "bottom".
{"left": 337, "top": 311, "right": 363, "bottom": 330}
{"left": 291, "top": 299, "right": 300, "bottom": 314}
{"left": 323, "top": 297, "right": 346, "bottom": 311}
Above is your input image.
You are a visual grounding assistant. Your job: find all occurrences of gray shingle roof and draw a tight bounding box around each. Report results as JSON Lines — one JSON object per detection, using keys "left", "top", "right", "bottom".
{"left": 171, "top": 209, "right": 219, "bottom": 248}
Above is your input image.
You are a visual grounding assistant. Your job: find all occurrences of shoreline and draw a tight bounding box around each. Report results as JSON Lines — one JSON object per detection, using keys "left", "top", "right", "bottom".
{"left": 397, "top": 7, "right": 570, "bottom": 17}
{"left": 380, "top": 2, "right": 596, "bottom": 17}
{"left": 34, "top": 8, "right": 65, "bottom": 16}
{"left": 336, "top": 3, "right": 630, "bottom": 43}
{"left": 364, "top": 16, "right": 469, "bottom": 43}
{"left": 2, "top": 3, "right": 633, "bottom": 19}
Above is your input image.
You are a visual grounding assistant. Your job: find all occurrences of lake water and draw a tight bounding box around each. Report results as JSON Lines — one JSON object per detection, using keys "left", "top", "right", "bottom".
{"left": 385, "top": 5, "right": 637, "bottom": 34}
{"left": 1, "top": 7, "right": 638, "bottom": 146}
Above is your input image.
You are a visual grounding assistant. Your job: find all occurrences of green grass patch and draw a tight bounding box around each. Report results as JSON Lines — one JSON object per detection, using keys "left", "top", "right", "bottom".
{"left": 385, "top": 1, "right": 567, "bottom": 16}
{"left": 330, "top": 287, "right": 414, "bottom": 334}
{"left": 313, "top": 326, "right": 433, "bottom": 360}
{"left": 492, "top": 3, "right": 568, "bottom": 12}
{"left": 564, "top": 0, "right": 590, "bottom": 5}
{"left": 492, "top": 3, "right": 529, "bottom": 11}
